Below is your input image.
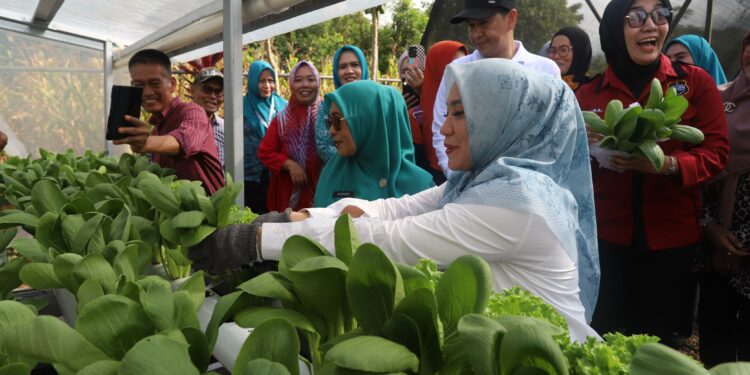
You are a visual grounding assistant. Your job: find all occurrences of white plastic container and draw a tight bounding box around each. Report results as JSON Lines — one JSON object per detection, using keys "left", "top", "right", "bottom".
{"left": 197, "top": 294, "right": 311, "bottom": 374}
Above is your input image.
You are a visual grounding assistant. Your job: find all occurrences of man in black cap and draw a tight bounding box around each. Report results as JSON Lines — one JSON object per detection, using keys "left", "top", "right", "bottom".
{"left": 430, "top": 0, "right": 560, "bottom": 175}
{"left": 190, "top": 67, "right": 225, "bottom": 169}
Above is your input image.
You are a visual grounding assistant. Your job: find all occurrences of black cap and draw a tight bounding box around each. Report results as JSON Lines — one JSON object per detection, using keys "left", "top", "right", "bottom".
{"left": 450, "top": 0, "right": 516, "bottom": 24}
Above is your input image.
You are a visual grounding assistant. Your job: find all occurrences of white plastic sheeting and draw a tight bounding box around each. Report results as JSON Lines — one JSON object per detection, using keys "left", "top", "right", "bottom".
{"left": 114, "top": 0, "right": 308, "bottom": 67}
{"left": 0, "top": 0, "right": 215, "bottom": 47}
{"left": 0, "top": 1, "right": 391, "bottom": 65}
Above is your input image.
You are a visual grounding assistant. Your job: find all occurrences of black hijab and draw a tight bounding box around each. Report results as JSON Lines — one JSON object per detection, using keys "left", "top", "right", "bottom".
{"left": 600, "top": 0, "right": 673, "bottom": 98}
{"left": 553, "top": 26, "right": 592, "bottom": 77}
{"left": 553, "top": 26, "right": 593, "bottom": 90}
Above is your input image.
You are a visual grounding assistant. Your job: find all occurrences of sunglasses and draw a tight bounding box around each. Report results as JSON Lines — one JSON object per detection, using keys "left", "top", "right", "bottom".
{"left": 327, "top": 113, "right": 345, "bottom": 131}
{"left": 548, "top": 45, "right": 573, "bottom": 58}
{"left": 625, "top": 7, "right": 672, "bottom": 28}
{"left": 200, "top": 85, "right": 224, "bottom": 96}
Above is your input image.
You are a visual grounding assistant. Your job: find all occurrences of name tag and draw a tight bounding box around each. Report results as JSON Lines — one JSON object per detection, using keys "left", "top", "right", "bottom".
{"left": 333, "top": 191, "right": 355, "bottom": 198}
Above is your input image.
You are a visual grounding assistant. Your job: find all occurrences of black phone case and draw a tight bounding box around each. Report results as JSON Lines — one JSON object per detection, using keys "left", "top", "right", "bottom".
{"left": 106, "top": 85, "right": 143, "bottom": 141}
{"left": 402, "top": 83, "right": 420, "bottom": 99}
{"left": 402, "top": 83, "right": 420, "bottom": 110}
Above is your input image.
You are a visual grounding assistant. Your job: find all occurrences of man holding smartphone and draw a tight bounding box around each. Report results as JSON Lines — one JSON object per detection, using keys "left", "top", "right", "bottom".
{"left": 190, "top": 67, "right": 225, "bottom": 169}
{"left": 115, "top": 49, "right": 225, "bottom": 194}
{"left": 430, "top": 0, "right": 561, "bottom": 176}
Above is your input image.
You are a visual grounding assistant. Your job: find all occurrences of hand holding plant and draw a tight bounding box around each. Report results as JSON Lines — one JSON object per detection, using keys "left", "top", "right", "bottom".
{"left": 188, "top": 209, "right": 291, "bottom": 275}
{"left": 610, "top": 153, "right": 669, "bottom": 174}
{"left": 583, "top": 78, "right": 704, "bottom": 172}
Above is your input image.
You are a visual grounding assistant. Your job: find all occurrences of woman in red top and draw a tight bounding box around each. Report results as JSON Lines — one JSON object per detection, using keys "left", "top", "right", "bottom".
{"left": 258, "top": 61, "right": 323, "bottom": 211}
{"left": 576, "top": 0, "right": 729, "bottom": 346}
{"left": 419, "top": 41, "right": 468, "bottom": 184}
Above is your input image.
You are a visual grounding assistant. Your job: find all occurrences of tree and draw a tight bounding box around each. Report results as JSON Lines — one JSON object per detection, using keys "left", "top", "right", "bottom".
{"left": 383, "top": 0, "right": 429, "bottom": 72}
{"left": 270, "top": 12, "right": 371, "bottom": 73}
{"left": 515, "top": 0, "right": 584, "bottom": 53}
{"left": 366, "top": 6, "right": 385, "bottom": 80}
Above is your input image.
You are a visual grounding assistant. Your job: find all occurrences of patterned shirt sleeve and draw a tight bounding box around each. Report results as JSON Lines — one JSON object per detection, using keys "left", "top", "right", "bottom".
{"left": 212, "top": 116, "right": 225, "bottom": 167}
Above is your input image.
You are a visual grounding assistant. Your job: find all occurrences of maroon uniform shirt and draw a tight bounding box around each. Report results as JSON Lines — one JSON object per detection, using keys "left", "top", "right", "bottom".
{"left": 149, "top": 97, "right": 225, "bottom": 194}
{"left": 576, "top": 55, "right": 729, "bottom": 250}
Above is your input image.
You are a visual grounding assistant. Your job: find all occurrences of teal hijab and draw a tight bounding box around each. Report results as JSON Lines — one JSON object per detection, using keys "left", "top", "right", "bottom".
{"left": 666, "top": 35, "right": 728, "bottom": 85}
{"left": 243, "top": 61, "right": 288, "bottom": 180}
{"left": 315, "top": 80, "right": 434, "bottom": 207}
{"left": 332, "top": 45, "right": 370, "bottom": 88}
{"left": 243, "top": 61, "right": 288, "bottom": 136}
{"left": 441, "top": 59, "right": 599, "bottom": 321}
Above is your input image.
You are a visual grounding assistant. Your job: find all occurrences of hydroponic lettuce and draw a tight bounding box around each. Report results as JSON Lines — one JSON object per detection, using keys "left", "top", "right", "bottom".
{"left": 565, "top": 333, "right": 659, "bottom": 375}
{"left": 229, "top": 204, "right": 258, "bottom": 224}
{"left": 583, "top": 78, "right": 704, "bottom": 171}
{"left": 485, "top": 286, "right": 569, "bottom": 341}
{"left": 482, "top": 287, "right": 670, "bottom": 375}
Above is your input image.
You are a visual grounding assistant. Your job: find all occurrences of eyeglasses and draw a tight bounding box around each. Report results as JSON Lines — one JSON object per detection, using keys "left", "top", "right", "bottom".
{"left": 200, "top": 85, "right": 223, "bottom": 96}
{"left": 625, "top": 7, "right": 672, "bottom": 28}
{"left": 327, "top": 114, "right": 345, "bottom": 131}
{"left": 548, "top": 45, "right": 572, "bottom": 58}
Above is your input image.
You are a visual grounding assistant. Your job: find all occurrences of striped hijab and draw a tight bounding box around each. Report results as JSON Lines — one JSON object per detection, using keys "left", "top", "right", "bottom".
{"left": 277, "top": 60, "right": 321, "bottom": 208}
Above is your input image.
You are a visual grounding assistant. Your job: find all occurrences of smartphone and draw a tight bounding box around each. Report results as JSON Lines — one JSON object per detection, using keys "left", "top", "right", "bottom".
{"left": 407, "top": 45, "right": 425, "bottom": 66}
{"left": 408, "top": 46, "right": 418, "bottom": 65}
{"left": 402, "top": 79, "right": 420, "bottom": 99}
{"left": 106, "top": 85, "right": 143, "bottom": 141}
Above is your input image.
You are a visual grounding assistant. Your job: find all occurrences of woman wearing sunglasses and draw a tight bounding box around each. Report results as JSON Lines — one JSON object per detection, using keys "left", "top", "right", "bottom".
{"left": 576, "top": 0, "right": 729, "bottom": 346}
{"left": 314, "top": 45, "right": 370, "bottom": 163}
{"left": 313, "top": 80, "right": 434, "bottom": 207}
{"left": 189, "top": 59, "right": 600, "bottom": 342}
{"left": 548, "top": 26, "right": 592, "bottom": 91}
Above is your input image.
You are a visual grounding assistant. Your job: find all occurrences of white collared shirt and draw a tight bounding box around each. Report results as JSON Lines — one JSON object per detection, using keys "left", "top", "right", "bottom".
{"left": 431, "top": 41, "right": 561, "bottom": 175}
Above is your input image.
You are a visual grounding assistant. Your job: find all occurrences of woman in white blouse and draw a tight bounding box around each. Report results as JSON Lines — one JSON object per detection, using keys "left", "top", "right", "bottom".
{"left": 191, "top": 58, "right": 600, "bottom": 342}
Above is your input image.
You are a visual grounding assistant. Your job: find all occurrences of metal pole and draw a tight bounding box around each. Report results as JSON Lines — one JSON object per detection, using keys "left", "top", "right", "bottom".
{"left": 666, "top": 0, "right": 692, "bottom": 42}
{"left": 584, "top": 0, "right": 602, "bottom": 23}
{"left": 223, "top": 0, "right": 244, "bottom": 206}
{"left": 103, "top": 40, "right": 114, "bottom": 155}
{"left": 704, "top": 0, "right": 714, "bottom": 43}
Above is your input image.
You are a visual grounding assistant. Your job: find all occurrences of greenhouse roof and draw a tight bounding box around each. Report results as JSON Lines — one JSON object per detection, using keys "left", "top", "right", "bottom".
{"left": 0, "top": 0, "right": 390, "bottom": 64}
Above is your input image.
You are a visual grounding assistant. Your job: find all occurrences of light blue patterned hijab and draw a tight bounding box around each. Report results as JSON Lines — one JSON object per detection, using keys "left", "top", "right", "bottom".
{"left": 440, "top": 59, "right": 599, "bottom": 321}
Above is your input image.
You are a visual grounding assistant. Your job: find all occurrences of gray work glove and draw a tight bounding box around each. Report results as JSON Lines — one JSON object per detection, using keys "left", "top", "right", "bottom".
{"left": 189, "top": 209, "right": 292, "bottom": 275}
